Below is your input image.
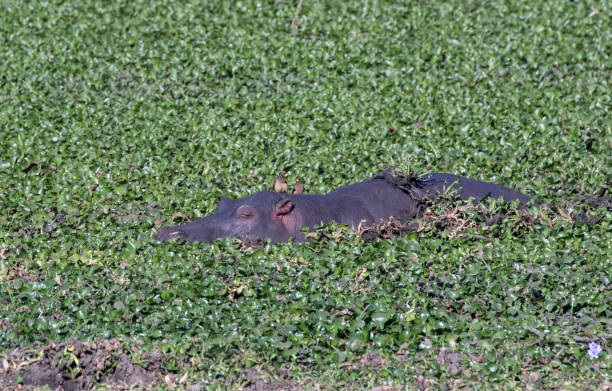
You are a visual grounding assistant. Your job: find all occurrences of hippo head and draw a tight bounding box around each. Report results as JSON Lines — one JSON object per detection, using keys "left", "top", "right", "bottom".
{"left": 156, "top": 192, "right": 304, "bottom": 243}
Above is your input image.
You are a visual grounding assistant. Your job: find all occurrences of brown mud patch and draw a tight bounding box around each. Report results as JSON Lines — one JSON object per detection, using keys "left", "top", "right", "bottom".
{"left": 239, "top": 367, "right": 300, "bottom": 391}
{"left": 0, "top": 339, "right": 162, "bottom": 390}
{"left": 241, "top": 377, "right": 297, "bottom": 391}
{"left": 1, "top": 264, "right": 44, "bottom": 284}
{"left": 436, "top": 347, "right": 465, "bottom": 376}
{"left": 10, "top": 210, "right": 67, "bottom": 239}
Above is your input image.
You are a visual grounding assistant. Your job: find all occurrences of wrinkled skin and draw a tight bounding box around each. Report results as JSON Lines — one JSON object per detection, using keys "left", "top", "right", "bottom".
{"left": 156, "top": 173, "right": 531, "bottom": 243}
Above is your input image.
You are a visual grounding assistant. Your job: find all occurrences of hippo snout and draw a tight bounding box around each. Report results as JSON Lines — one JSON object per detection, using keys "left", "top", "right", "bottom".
{"left": 156, "top": 215, "right": 228, "bottom": 243}
{"left": 156, "top": 226, "right": 185, "bottom": 241}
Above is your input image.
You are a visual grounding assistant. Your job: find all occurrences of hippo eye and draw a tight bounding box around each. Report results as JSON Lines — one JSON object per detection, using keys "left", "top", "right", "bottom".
{"left": 236, "top": 205, "right": 255, "bottom": 219}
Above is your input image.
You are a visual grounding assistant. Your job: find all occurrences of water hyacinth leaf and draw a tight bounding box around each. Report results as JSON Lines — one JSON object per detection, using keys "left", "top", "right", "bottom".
{"left": 0, "top": 0, "right": 610, "bottom": 388}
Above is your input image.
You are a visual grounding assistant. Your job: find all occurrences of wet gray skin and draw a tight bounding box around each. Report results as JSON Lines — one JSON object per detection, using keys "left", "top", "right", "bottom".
{"left": 156, "top": 173, "right": 531, "bottom": 244}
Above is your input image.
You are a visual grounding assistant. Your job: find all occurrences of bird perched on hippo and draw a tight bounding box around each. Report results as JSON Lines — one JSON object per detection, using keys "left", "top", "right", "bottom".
{"left": 273, "top": 173, "right": 289, "bottom": 193}
{"left": 156, "top": 167, "right": 531, "bottom": 244}
{"left": 293, "top": 178, "right": 305, "bottom": 194}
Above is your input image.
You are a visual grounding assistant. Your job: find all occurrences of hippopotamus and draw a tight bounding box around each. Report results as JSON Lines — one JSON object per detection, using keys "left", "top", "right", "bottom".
{"left": 156, "top": 169, "right": 531, "bottom": 244}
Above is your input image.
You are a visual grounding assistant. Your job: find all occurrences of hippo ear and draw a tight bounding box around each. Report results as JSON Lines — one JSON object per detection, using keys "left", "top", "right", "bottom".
{"left": 274, "top": 197, "right": 294, "bottom": 216}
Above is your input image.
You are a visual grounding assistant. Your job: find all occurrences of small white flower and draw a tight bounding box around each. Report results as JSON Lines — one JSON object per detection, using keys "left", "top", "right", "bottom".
{"left": 587, "top": 342, "right": 603, "bottom": 360}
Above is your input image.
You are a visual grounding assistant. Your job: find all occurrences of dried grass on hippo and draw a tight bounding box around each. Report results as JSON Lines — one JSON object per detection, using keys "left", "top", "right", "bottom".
{"left": 156, "top": 167, "right": 532, "bottom": 244}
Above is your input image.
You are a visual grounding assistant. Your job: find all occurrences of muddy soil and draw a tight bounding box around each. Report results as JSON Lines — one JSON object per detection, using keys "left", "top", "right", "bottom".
{"left": 0, "top": 339, "right": 161, "bottom": 390}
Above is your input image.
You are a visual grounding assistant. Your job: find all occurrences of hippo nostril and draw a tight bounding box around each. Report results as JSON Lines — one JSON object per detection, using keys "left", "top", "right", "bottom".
{"left": 156, "top": 226, "right": 187, "bottom": 241}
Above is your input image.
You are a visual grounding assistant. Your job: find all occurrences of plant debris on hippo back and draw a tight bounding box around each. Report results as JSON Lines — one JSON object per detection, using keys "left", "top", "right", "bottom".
{"left": 156, "top": 167, "right": 532, "bottom": 244}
